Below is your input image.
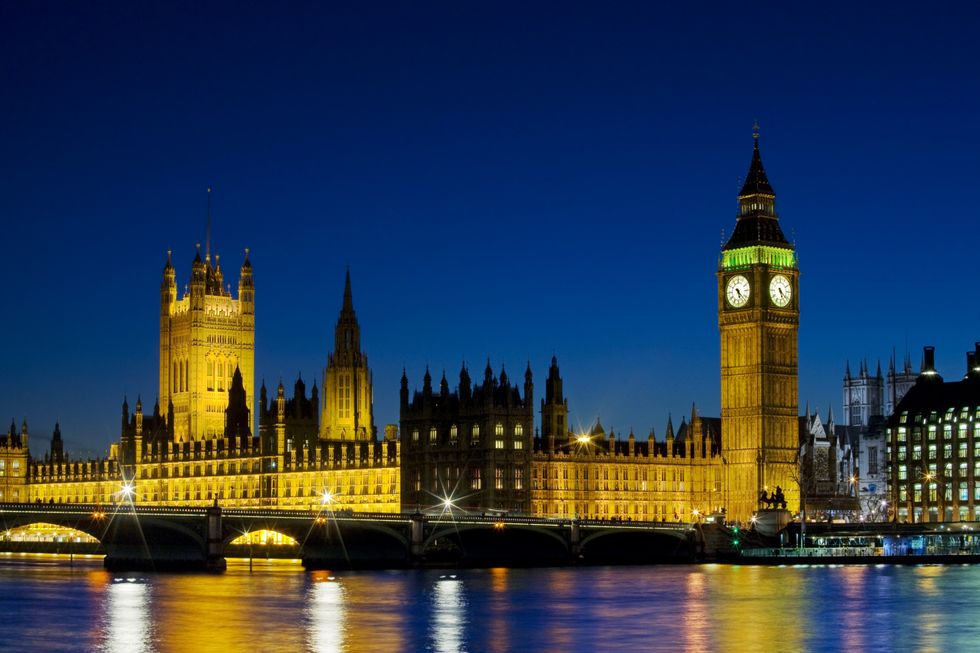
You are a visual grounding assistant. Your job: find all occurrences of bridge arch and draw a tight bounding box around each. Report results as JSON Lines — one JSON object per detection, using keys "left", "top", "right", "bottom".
{"left": 426, "top": 522, "right": 571, "bottom": 566}
{"left": 579, "top": 528, "right": 694, "bottom": 564}
{"left": 0, "top": 511, "right": 109, "bottom": 543}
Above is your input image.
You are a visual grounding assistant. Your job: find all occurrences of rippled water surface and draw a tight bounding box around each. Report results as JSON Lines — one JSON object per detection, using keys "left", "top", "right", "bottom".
{"left": 1, "top": 556, "right": 978, "bottom": 652}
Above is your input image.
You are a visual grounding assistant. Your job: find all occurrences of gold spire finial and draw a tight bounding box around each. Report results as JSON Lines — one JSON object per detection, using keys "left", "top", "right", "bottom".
{"left": 752, "top": 120, "right": 760, "bottom": 140}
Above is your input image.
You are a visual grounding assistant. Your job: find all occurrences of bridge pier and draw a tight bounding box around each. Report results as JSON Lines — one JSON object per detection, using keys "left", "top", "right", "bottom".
{"left": 569, "top": 521, "right": 582, "bottom": 561}
{"left": 409, "top": 513, "right": 425, "bottom": 565}
{"left": 206, "top": 504, "right": 227, "bottom": 572}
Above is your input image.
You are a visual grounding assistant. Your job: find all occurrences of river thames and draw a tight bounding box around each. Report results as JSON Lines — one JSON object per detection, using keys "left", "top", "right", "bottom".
{"left": 1, "top": 556, "right": 978, "bottom": 652}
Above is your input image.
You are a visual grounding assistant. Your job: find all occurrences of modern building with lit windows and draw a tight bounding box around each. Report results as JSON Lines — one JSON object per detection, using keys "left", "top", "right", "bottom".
{"left": 888, "top": 344, "right": 980, "bottom": 523}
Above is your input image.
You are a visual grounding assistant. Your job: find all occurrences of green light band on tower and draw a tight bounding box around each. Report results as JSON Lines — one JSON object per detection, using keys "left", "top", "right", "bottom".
{"left": 721, "top": 246, "right": 797, "bottom": 271}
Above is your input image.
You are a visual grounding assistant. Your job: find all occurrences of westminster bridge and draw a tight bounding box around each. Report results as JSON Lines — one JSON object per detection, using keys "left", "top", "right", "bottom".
{"left": 0, "top": 503, "right": 698, "bottom": 571}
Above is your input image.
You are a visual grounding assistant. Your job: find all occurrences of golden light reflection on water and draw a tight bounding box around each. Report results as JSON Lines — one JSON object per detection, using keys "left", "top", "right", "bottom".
{"left": 683, "top": 569, "right": 709, "bottom": 653}
{"left": 912, "top": 566, "right": 947, "bottom": 653}
{"left": 7, "top": 554, "right": 980, "bottom": 652}
{"left": 703, "top": 565, "right": 805, "bottom": 652}
{"left": 308, "top": 572, "right": 346, "bottom": 653}
{"left": 488, "top": 568, "right": 510, "bottom": 653}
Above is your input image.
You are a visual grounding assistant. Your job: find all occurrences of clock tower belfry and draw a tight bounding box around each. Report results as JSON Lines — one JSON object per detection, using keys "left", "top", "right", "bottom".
{"left": 718, "top": 129, "right": 800, "bottom": 522}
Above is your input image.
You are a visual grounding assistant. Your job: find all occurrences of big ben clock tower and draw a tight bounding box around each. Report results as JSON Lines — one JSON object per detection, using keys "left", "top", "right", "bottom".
{"left": 718, "top": 128, "right": 800, "bottom": 522}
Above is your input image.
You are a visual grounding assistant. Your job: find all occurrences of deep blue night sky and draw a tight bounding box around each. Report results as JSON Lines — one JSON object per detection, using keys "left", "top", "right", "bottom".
{"left": 2, "top": 2, "right": 978, "bottom": 455}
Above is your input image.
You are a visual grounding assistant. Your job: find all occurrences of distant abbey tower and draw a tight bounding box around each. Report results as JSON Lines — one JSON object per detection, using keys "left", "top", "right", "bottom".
{"left": 159, "top": 221, "right": 255, "bottom": 442}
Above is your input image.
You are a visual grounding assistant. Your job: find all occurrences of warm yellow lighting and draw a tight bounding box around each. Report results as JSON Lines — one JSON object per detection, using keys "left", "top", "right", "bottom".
{"left": 229, "top": 529, "right": 299, "bottom": 546}
{"left": 321, "top": 491, "right": 334, "bottom": 505}
{"left": 576, "top": 434, "right": 591, "bottom": 445}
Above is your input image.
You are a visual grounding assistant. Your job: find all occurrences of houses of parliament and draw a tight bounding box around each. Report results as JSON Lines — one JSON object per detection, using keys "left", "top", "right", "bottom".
{"left": 1, "top": 135, "right": 800, "bottom": 524}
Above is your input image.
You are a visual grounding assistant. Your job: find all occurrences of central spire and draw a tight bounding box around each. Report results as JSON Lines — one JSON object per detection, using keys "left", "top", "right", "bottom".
{"left": 738, "top": 131, "right": 775, "bottom": 198}
{"left": 205, "top": 186, "right": 213, "bottom": 263}
{"left": 334, "top": 268, "right": 360, "bottom": 356}
{"left": 343, "top": 265, "right": 354, "bottom": 313}
{"left": 723, "top": 126, "right": 790, "bottom": 250}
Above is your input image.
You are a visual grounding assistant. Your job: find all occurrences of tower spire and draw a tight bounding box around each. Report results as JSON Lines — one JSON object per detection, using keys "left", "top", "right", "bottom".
{"left": 205, "top": 186, "right": 213, "bottom": 263}
{"left": 343, "top": 265, "right": 353, "bottom": 313}
{"left": 723, "top": 126, "right": 787, "bottom": 250}
{"left": 738, "top": 125, "right": 774, "bottom": 198}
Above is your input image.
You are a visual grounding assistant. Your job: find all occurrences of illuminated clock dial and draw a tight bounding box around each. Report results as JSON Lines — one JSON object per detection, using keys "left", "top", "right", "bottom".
{"left": 769, "top": 274, "right": 792, "bottom": 307}
{"left": 726, "top": 275, "right": 750, "bottom": 308}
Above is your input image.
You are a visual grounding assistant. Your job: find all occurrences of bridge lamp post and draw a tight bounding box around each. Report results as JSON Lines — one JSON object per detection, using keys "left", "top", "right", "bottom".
{"left": 573, "top": 434, "right": 593, "bottom": 520}
{"left": 119, "top": 482, "right": 136, "bottom": 505}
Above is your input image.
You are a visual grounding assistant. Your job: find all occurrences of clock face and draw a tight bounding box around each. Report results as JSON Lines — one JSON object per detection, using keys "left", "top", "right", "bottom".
{"left": 726, "top": 275, "right": 750, "bottom": 308}
{"left": 769, "top": 274, "right": 792, "bottom": 307}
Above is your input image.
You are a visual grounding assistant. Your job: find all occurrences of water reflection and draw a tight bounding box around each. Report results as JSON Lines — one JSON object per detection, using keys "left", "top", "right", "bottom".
{"left": 103, "top": 578, "right": 152, "bottom": 653}
{"left": 308, "top": 572, "right": 347, "bottom": 653}
{"left": 430, "top": 577, "right": 466, "bottom": 653}
{"left": 4, "top": 556, "right": 980, "bottom": 652}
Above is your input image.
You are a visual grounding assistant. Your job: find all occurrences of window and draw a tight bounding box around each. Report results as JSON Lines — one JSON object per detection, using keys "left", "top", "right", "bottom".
{"left": 429, "top": 427, "right": 437, "bottom": 443}
{"left": 338, "top": 374, "right": 352, "bottom": 419}
{"left": 514, "top": 424, "right": 524, "bottom": 437}
{"left": 912, "top": 445, "right": 922, "bottom": 461}
{"left": 412, "top": 429, "right": 419, "bottom": 443}
{"left": 898, "top": 465, "right": 907, "bottom": 481}
{"left": 495, "top": 423, "right": 504, "bottom": 437}
{"left": 944, "top": 444, "right": 953, "bottom": 460}
{"left": 472, "top": 425, "right": 480, "bottom": 442}
{"left": 207, "top": 360, "right": 214, "bottom": 390}
{"left": 514, "top": 440, "right": 524, "bottom": 450}
{"left": 495, "top": 440, "right": 505, "bottom": 450}
{"left": 450, "top": 424, "right": 458, "bottom": 441}
{"left": 897, "top": 427, "right": 906, "bottom": 442}
{"left": 515, "top": 468, "right": 524, "bottom": 490}
{"left": 495, "top": 466, "right": 504, "bottom": 490}
{"left": 471, "top": 468, "right": 482, "bottom": 490}
{"left": 898, "top": 446, "right": 907, "bottom": 462}
{"left": 928, "top": 444, "right": 937, "bottom": 461}
{"left": 867, "top": 447, "right": 878, "bottom": 475}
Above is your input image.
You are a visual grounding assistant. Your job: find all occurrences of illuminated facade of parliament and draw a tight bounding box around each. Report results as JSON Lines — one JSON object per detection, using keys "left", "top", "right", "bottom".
{"left": 1, "top": 137, "right": 801, "bottom": 524}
